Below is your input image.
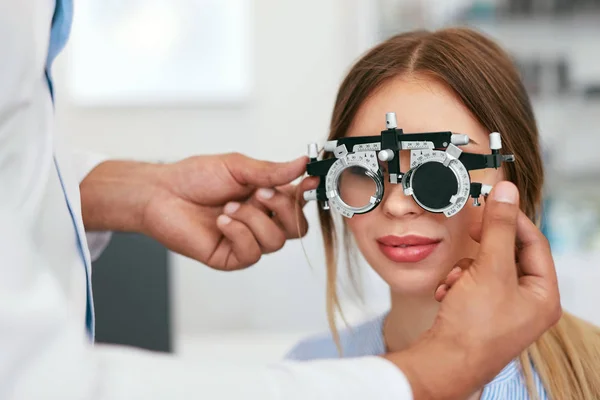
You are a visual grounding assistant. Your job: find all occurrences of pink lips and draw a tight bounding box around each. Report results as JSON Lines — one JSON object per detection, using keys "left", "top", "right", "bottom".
{"left": 376, "top": 235, "right": 441, "bottom": 263}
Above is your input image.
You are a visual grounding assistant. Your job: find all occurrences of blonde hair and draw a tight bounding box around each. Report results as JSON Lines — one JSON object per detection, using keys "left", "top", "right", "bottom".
{"left": 318, "top": 27, "right": 600, "bottom": 399}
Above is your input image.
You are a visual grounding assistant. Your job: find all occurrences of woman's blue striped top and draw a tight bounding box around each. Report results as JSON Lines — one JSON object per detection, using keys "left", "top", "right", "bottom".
{"left": 285, "top": 313, "right": 549, "bottom": 399}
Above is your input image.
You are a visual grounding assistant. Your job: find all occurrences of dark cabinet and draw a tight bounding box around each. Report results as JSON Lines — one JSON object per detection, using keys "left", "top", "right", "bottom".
{"left": 91, "top": 232, "right": 172, "bottom": 353}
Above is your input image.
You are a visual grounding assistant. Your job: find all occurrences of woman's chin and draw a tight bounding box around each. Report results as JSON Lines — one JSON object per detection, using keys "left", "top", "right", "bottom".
{"left": 373, "top": 262, "right": 448, "bottom": 298}
{"left": 388, "top": 279, "right": 440, "bottom": 298}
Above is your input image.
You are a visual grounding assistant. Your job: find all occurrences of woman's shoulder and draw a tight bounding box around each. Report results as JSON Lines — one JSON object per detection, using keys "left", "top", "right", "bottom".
{"left": 482, "top": 359, "right": 549, "bottom": 400}
{"left": 284, "top": 313, "right": 387, "bottom": 361}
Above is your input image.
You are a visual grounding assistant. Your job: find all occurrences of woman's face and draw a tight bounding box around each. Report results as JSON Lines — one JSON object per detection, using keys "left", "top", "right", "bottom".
{"left": 343, "top": 74, "right": 504, "bottom": 297}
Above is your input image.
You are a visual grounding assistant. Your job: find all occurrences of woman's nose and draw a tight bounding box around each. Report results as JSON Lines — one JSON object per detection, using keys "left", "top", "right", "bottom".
{"left": 381, "top": 182, "right": 424, "bottom": 219}
{"left": 381, "top": 150, "right": 424, "bottom": 219}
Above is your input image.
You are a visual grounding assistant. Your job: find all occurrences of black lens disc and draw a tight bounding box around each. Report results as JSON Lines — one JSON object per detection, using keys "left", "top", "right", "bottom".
{"left": 411, "top": 162, "right": 458, "bottom": 211}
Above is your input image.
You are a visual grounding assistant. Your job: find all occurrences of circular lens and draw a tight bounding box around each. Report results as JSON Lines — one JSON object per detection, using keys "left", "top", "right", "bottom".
{"left": 337, "top": 166, "right": 378, "bottom": 208}
{"left": 411, "top": 162, "right": 459, "bottom": 211}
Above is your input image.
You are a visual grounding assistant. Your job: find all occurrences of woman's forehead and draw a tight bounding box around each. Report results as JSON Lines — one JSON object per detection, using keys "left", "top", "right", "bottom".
{"left": 346, "top": 75, "right": 490, "bottom": 146}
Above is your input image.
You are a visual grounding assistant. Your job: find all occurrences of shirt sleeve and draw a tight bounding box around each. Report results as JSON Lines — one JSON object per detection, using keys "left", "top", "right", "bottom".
{"left": 0, "top": 210, "right": 413, "bottom": 400}
{"left": 69, "top": 148, "right": 113, "bottom": 261}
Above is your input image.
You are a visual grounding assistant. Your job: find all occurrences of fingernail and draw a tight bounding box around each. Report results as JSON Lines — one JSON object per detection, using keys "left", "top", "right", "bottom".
{"left": 217, "top": 215, "right": 232, "bottom": 225}
{"left": 257, "top": 188, "right": 275, "bottom": 200}
{"left": 224, "top": 202, "right": 240, "bottom": 215}
{"left": 492, "top": 181, "right": 518, "bottom": 204}
{"left": 452, "top": 266, "right": 461, "bottom": 274}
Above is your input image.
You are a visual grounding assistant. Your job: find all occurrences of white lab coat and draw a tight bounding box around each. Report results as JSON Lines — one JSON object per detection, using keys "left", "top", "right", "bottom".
{"left": 0, "top": 1, "right": 413, "bottom": 399}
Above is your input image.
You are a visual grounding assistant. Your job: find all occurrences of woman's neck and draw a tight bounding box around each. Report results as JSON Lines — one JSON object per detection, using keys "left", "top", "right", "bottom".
{"left": 382, "top": 291, "right": 440, "bottom": 352}
{"left": 382, "top": 291, "right": 484, "bottom": 400}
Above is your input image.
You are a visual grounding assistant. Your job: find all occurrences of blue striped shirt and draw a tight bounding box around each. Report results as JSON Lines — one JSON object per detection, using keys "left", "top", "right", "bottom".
{"left": 286, "top": 313, "right": 549, "bottom": 399}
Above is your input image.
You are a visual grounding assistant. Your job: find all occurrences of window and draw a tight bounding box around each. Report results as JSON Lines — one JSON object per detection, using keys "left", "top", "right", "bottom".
{"left": 67, "top": 0, "right": 252, "bottom": 106}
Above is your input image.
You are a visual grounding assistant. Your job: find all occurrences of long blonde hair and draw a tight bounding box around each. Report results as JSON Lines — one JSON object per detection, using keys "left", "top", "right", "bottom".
{"left": 318, "top": 27, "right": 600, "bottom": 399}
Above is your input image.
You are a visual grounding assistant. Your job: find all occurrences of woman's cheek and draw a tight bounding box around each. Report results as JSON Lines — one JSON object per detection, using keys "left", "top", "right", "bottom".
{"left": 345, "top": 216, "right": 377, "bottom": 254}
{"left": 344, "top": 219, "right": 362, "bottom": 242}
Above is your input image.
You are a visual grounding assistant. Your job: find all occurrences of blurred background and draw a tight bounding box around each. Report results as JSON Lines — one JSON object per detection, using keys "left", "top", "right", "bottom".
{"left": 52, "top": 0, "right": 600, "bottom": 364}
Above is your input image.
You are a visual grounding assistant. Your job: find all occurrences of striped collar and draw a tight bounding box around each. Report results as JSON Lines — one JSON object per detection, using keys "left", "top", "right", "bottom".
{"left": 343, "top": 312, "right": 521, "bottom": 387}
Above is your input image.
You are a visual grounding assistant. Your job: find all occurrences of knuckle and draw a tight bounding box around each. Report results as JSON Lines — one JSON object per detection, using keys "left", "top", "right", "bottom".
{"left": 274, "top": 237, "right": 286, "bottom": 251}
{"left": 240, "top": 246, "right": 261, "bottom": 265}
{"left": 271, "top": 232, "right": 286, "bottom": 251}
{"left": 300, "top": 219, "right": 309, "bottom": 236}
{"left": 227, "top": 263, "right": 244, "bottom": 272}
{"left": 550, "top": 303, "right": 563, "bottom": 325}
{"left": 250, "top": 249, "right": 262, "bottom": 265}
{"left": 225, "top": 151, "right": 244, "bottom": 166}
{"left": 289, "top": 219, "right": 308, "bottom": 238}
{"left": 539, "top": 235, "right": 551, "bottom": 251}
{"left": 532, "top": 285, "right": 562, "bottom": 327}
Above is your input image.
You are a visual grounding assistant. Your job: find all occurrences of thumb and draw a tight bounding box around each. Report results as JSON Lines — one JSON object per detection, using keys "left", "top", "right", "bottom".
{"left": 470, "top": 220, "right": 520, "bottom": 267}
{"left": 477, "top": 181, "right": 520, "bottom": 276}
{"left": 225, "top": 154, "right": 308, "bottom": 188}
{"left": 277, "top": 176, "right": 320, "bottom": 207}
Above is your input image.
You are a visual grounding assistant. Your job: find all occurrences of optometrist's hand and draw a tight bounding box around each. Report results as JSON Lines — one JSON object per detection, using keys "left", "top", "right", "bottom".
{"left": 81, "top": 153, "right": 318, "bottom": 271}
{"left": 385, "top": 181, "right": 561, "bottom": 400}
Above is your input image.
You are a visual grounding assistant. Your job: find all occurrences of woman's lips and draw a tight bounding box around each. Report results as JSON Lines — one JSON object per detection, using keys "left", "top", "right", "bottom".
{"left": 376, "top": 235, "right": 441, "bottom": 263}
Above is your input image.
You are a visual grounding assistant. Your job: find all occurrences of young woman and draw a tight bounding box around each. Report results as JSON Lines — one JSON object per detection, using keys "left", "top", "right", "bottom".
{"left": 286, "top": 28, "right": 600, "bottom": 399}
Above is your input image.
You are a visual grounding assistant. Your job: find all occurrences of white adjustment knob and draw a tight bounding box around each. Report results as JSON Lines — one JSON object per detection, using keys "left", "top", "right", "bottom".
{"left": 481, "top": 184, "right": 493, "bottom": 196}
{"left": 378, "top": 149, "right": 395, "bottom": 162}
{"left": 324, "top": 140, "right": 338, "bottom": 152}
{"left": 489, "top": 132, "right": 502, "bottom": 150}
{"left": 451, "top": 134, "right": 470, "bottom": 146}
{"left": 386, "top": 112, "right": 398, "bottom": 129}
{"left": 303, "top": 190, "right": 317, "bottom": 201}
{"left": 308, "top": 143, "right": 318, "bottom": 159}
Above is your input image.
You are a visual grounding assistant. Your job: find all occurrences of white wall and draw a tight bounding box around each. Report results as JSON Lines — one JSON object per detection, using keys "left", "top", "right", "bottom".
{"left": 51, "top": 0, "right": 388, "bottom": 343}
